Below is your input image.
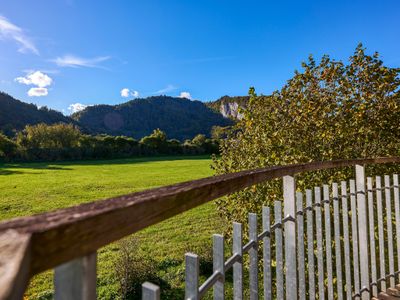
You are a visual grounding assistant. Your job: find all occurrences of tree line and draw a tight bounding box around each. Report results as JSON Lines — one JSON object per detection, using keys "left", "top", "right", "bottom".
{"left": 0, "top": 123, "right": 223, "bottom": 162}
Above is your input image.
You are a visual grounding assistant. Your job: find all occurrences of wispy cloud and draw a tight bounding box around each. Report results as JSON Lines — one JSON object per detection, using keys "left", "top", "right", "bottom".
{"left": 51, "top": 55, "right": 111, "bottom": 68}
{"left": 154, "top": 84, "right": 177, "bottom": 94}
{"left": 0, "top": 15, "right": 39, "bottom": 55}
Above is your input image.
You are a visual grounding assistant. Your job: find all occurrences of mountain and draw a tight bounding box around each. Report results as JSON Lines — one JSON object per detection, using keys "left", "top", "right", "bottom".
{"left": 0, "top": 92, "right": 73, "bottom": 136}
{"left": 72, "top": 96, "right": 233, "bottom": 140}
{"left": 207, "top": 95, "right": 249, "bottom": 120}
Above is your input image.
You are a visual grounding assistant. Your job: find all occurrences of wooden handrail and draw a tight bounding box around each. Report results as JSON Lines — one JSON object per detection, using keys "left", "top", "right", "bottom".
{"left": 0, "top": 156, "right": 399, "bottom": 298}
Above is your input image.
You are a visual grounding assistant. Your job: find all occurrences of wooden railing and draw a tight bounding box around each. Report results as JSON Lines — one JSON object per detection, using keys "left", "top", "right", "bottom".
{"left": 0, "top": 157, "right": 400, "bottom": 299}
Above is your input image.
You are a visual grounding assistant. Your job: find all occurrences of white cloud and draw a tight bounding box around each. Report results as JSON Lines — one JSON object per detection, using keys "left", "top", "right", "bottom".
{"left": 121, "top": 88, "right": 139, "bottom": 98}
{"left": 68, "top": 103, "right": 87, "bottom": 113}
{"left": 0, "top": 15, "right": 38, "bottom": 55}
{"left": 120, "top": 88, "right": 130, "bottom": 97}
{"left": 179, "top": 91, "right": 192, "bottom": 99}
{"left": 15, "top": 71, "right": 53, "bottom": 97}
{"left": 27, "top": 87, "right": 48, "bottom": 97}
{"left": 154, "top": 84, "right": 177, "bottom": 94}
{"left": 51, "top": 55, "right": 110, "bottom": 68}
{"left": 15, "top": 71, "right": 52, "bottom": 88}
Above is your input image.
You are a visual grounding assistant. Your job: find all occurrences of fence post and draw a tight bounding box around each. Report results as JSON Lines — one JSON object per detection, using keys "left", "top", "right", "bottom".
{"left": 54, "top": 252, "right": 97, "bottom": 300}
{"left": 274, "top": 201, "right": 284, "bottom": 300}
{"left": 323, "top": 184, "right": 334, "bottom": 300}
{"left": 296, "top": 192, "right": 306, "bottom": 300}
{"left": 315, "top": 186, "right": 325, "bottom": 300}
{"left": 394, "top": 174, "right": 400, "bottom": 284}
{"left": 249, "top": 213, "right": 258, "bottom": 300}
{"left": 283, "top": 175, "right": 297, "bottom": 300}
{"left": 142, "top": 282, "right": 160, "bottom": 300}
{"left": 233, "top": 222, "right": 243, "bottom": 300}
{"left": 355, "top": 165, "right": 369, "bottom": 300}
{"left": 384, "top": 175, "right": 395, "bottom": 287}
{"left": 213, "top": 234, "right": 225, "bottom": 300}
{"left": 185, "top": 253, "right": 199, "bottom": 300}
{"left": 262, "top": 207, "right": 272, "bottom": 300}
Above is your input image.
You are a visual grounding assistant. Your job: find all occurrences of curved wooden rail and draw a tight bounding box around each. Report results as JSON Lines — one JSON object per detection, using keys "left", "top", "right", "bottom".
{"left": 0, "top": 157, "right": 400, "bottom": 299}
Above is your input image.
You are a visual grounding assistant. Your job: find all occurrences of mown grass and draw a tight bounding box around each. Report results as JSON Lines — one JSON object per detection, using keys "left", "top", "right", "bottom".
{"left": 0, "top": 156, "right": 226, "bottom": 299}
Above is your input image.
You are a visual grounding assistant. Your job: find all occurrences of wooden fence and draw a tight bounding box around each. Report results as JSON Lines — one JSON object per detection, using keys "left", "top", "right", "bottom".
{"left": 1, "top": 157, "right": 400, "bottom": 299}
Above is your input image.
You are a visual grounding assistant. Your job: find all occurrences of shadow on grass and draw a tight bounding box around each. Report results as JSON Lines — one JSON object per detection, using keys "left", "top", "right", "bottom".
{"left": 0, "top": 155, "right": 212, "bottom": 173}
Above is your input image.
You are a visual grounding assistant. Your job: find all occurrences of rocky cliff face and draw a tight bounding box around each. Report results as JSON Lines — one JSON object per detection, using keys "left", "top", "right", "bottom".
{"left": 219, "top": 101, "right": 244, "bottom": 120}
{"left": 207, "top": 95, "right": 248, "bottom": 120}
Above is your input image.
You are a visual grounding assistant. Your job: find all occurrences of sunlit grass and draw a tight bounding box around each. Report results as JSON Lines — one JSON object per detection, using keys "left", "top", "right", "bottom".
{"left": 0, "top": 156, "right": 224, "bottom": 299}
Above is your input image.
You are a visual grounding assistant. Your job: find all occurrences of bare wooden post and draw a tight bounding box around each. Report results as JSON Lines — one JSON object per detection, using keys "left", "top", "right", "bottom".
{"left": 323, "top": 184, "right": 334, "bottom": 300}
{"left": 306, "top": 189, "right": 316, "bottom": 300}
{"left": 283, "top": 175, "right": 297, "bottom": 300}
{"left": 341, "top": 181, "right": 352, "bottom": 300}
{"left": 262, "top": 207, "right": 272, "bottom": 300}
{"left": 384, "top": 175, "right": 395, "bottom": 288}
{"left": 355, "top": 165, "right": 369, "bottom": 300}
{"left": 296, "top": 192, "right": 306, "bottom": 300}
{"left": 394, "top": 174, "right": 400, "bottom": 284}
{"left": 376, "top": 176, "right": 386, "bottom": 292}
{"left": 233, "top": 222, "right": 243, "bottom": 300}
{"left": 367, "top": 177, "right": 377, "bottom": 297}
{"left": 54, "top": 252, "right": 97, "bottom": 300}
{"left": 185, "top": 253, "right": 199, "bottom": 300}
{"left": 213, "top": 234, "right": 225, "bottom": 300}
{"left": 333, "top": 183, "right": 343, "bottom": 300}
{"left": 142, "top": 282, "right": 160, "bottom": 300}
{"left": 274, "top": 201, "right": 284, "bottom": 300}
{"left": 315, "top": 186, "right": 325, "bottom": 300}
{"left": 249, "top": 213, "right": 258, "bottom": 300}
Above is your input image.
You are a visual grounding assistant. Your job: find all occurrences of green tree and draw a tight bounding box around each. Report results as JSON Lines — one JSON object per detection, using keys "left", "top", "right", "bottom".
{"left": 213, "top": 44, "right": 400, "bottom": 229}
{"left": 140, "top": 129, "right": 168, "bottom": 152}
{"left": 17, "top": 123, "right": 81, "bottom": 149}
{"left": 0, "top": 133, "right": 17, "bottom": 159}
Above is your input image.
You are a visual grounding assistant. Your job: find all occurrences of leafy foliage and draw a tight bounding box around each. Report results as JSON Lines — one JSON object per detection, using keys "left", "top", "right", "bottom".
{"left": 1, "top": 123, "right": 220, "bottom": 162}
{"left": 213, "top": 44, "right": 400, "bottom": 231}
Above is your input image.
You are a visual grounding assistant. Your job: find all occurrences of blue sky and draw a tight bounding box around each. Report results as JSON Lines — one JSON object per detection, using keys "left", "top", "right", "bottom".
{"left": 1, "top": 0, "right": 399, "bottom": 114}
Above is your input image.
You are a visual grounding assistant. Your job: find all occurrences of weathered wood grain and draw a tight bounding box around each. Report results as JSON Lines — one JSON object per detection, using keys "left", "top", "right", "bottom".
{"left": 0, "top": 230, "right": 32, "bottom": 300}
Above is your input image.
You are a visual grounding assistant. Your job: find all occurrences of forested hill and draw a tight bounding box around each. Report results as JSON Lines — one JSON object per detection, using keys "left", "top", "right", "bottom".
{"left": 72, "top": 96, "right": 233, "bottom": 140}
{"left": 0, "top": 92, "right": 73, "bottom": 136}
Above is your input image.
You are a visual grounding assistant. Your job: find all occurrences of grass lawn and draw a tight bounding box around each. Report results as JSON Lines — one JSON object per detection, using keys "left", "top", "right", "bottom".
{"left": 0, "top": 156, "right": 226, "bottom": 299}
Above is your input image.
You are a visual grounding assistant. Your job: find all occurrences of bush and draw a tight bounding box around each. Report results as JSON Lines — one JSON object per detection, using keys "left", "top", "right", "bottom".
{"left": 213, "top": 44, "right": 400, "bottom": 233}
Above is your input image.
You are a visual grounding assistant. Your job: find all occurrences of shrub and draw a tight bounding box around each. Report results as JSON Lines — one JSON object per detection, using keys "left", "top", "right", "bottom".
{"left": 213, "top": 44, "right": 400, "bottom": 233}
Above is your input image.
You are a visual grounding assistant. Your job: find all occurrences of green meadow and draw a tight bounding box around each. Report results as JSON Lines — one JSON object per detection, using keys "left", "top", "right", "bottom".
{"left": 0, "top": 156, "right": 225, "bottom": 299}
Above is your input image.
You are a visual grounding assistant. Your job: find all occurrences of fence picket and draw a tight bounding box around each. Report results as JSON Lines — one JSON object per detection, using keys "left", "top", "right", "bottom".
{"left": 249, "top": 213, "right": 258, "bottom": 300}
{"left": 350, "top": 179, "right": 360, "bottom": 298}
{"left": 306, "top": 189, "right": 316, "bottom": 300}
{"left": 333, "top": 183, "right": 343, "bottom": 300}
{"left": 376, "top": 176, "right": 386, "bottom": 292}
{"left": 384, "top": 175, "right": 395, "bottom": 288}
{"left": 367, "top": 177, "right": 377, "bottom": 297}
{"left": 323, "top": 184, "right": 334, "bottom": 300}
{"left": 185, "top": 253, "right": 199, "bottom": 300}
{"left": 315, "top": 186, "right": 325, "bottom": 300}
{"left": 142, "top": 282, "right": 160, "bottom": 300}
{"left": 233, "top": 222, "right": 243, "bottom": 300}
{"left": 341, "top": 181, "right": 352, "bottom": 300}
{"left": 213, "top": 234, "right": 225, "bottom": 300}
{"left": 262, "top": 207, "right": 271, "bottom": 300}
{"left": 54, "top": 251, "right": 97, "bottom": 300}
{"left": 283, "top": 175, "right": 297, "bottom": 300}
{"left": 355, "top": 165, "right": 369, "bottom": 300}
{"left": 274, "top": 201, "right": 284, "bottom": 300}
{"left": 296, "top": 192, "right": 306, "bottom": 300}
{"left": 394, "top": 174, "right": 400, "bottom": 284}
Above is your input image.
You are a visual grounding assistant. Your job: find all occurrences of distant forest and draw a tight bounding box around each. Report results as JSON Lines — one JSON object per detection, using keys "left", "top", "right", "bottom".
{"left": 0, "top": 92, "right": 238, "bottom": 141}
